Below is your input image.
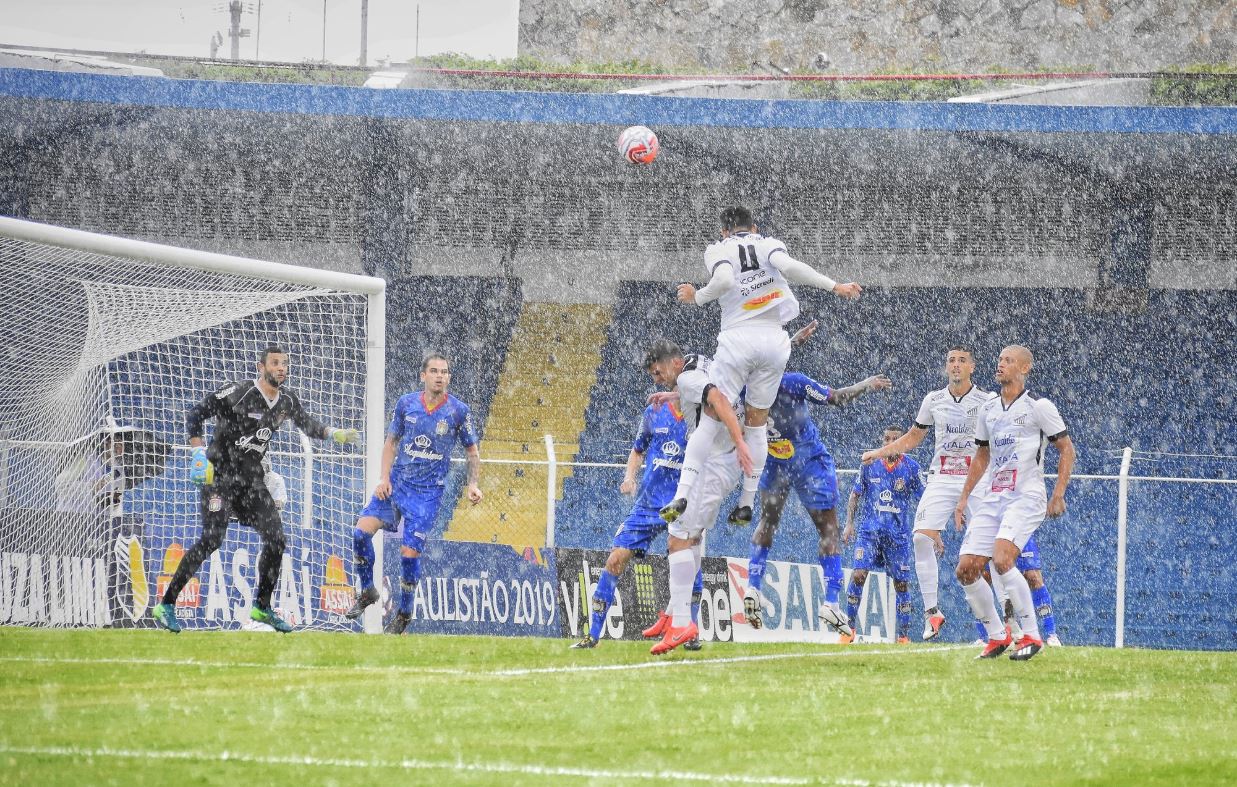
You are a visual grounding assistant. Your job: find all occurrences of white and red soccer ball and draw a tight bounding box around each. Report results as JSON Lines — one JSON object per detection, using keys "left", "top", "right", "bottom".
{"left": 618, "top": 125, "right": 659, "bottom": 165}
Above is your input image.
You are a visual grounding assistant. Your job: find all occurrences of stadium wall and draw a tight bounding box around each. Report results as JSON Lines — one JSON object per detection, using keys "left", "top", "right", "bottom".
{"left": 518, "top": 0, "right": 1237, "bottom": 74}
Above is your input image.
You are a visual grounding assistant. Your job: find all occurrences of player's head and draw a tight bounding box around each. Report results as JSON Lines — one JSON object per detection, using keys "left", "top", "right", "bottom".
{"left": 421, "top": 351, "right": 451, "bottom": 394}
{"left": 945, "top": 345, "right": 975, "bottom": 385}
{"left": 644, "top": 339, "right": 685, "bottom": 389}
{"left": 258, "top": 344, "right": 289, "bottom": 387}
{"left": 882, "top": 425, "right": 904, "bottom": 451}
{"left": 719, "top": 206, "right": 755, "bottom": 238}
{"left": 995, "top": 345, "right": 1034, "bottom": 386}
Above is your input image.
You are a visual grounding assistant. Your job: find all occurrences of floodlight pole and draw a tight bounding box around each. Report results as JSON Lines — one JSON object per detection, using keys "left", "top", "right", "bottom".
{"left": 360, "top": 0, "right": 368, "bottom": 67}
{"left": 322, "top": 0, "right": 327, "bottom": 62}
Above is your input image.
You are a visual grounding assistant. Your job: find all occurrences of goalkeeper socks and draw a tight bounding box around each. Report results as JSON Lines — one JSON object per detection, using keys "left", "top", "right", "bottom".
{"left": 588, "top": 569, "right": 619, "bottom": 641}
{"left": 747, "top": 544, "right": 770, "bottom": 593}
{"left": 819, "top": 554, "right": 843, "bottom": 604}
{"left": 670, "top": 414, "right": 724, "bottom": 501}
{"left": 1032, "top": 584, "right": 1057, "bottom": 638}
{"left": 737, "top": 424, "right": 768, "bottom": 509}
{"left": 398, "top": 555, "right": 421, "bottom": 615}
{"left": 353, "top": 528, "right": 376, "bottom": 590}
{"left": 845, "top": 579, "right": 862, "bottom": 630}
{"left": 691, "top": 568, "right": 704, "bottom": 625}
{"left": 913, "top": 532, "right": 939, "bottom": 610}
{"left": 256, "top": 535, "right": 284, "bottom": 610}
{"left": 998, "top": 566, "right": 1040, "bottom": 640}
{"left": 895, "top": 585, "right": 912, "bottom": 640}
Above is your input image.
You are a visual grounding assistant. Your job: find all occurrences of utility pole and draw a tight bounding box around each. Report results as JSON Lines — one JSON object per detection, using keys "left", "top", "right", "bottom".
{"left": 360, "top": 0, "right": 368, "bottom": 67}
{"left": 229, "top": 0, "right": 242, "bottom": 60}
{"left": 255, "top": 0, "right": 262, "bottom": 61}
{"left": 322, "top": 0, "right": 327, "bottom": 62}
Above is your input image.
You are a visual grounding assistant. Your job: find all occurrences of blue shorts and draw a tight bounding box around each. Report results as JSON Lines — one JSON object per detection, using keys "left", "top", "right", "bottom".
{"left": 360, "top": 485, "right": 446, "bottom": 552}
{"left": 852, "top": 527, "right": 913, "bottom": 583}
{"left": 759, "top": 449, "right": 838, "bottom": 511}
{"left": 1016, "top": 535, "right": 1043, "bottom": 572}
{"left": 612, "top": 505, "right": 667, "bottom": 557}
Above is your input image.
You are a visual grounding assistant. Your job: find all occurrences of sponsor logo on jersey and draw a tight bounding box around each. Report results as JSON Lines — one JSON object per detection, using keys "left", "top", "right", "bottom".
{"left": 156, "top": 543, "right": 200, "bottom": 607}
{"left": 945, "top": 423, "right": 971, "bottom": 434}
{"left": 435, "top": 419, "right": 449, "bottom": 436}
{"left": 660, "top": 441, "right": 681, "bottom": 456}
{"left": 319, "top": 555, "right": 355, "bottom": 614}
{"left": 414, "top": 434, "right": 432, "bottom": 448}
{"left": 654, "top": 427, "right": 669, "bottom": 434}
{"left": 248, "top": 412, "right": 264, "bottom": 420}
{"left": 768, "top": 439, "right": 795, "bottom": 460}
{"left": 215, "top": 385, "right": 237, "bottom": 399}
{"left": 742, "top": 288, "right": 782, "bottom": 309}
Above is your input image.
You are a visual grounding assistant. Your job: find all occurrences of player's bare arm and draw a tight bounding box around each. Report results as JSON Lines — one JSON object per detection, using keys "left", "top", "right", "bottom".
{"left": 647, "top": 390, "right": 680, "bottom": 407}
{"left": 843, "top": 491, "right": 860, "bottom": 544}
{"left": 465, "top": 444, "right": 483, "bottom": 505}
{"left": 1047, "top": 435, "right": 1075, "bottom": 518}
{"left": 789, "top": 319, "right": 819, "bottom": 348}
{"left": 953, "top": 444, "right": 990, "bottom": 530}
{"left": 862, "top": 424, "right": 928, "bottom": 464}
{"left": 620, "top": 448, "right": 644, "bottom": 496}
{"left": 704, "top": 386, "right": 754, "bottom": 477}
{"left": 828, "top": 375, "right": 892, "bottom": 408}
{"left": 374, "top": 434, "right": 399, "bottom": 500}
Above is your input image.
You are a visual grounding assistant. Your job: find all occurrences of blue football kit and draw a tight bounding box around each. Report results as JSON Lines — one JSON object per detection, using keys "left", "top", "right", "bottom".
{"left": 760, "top": 372, "right": 839, "bottom": 512}
{"left": 361, "top": 391, "right": 478, "bottom": 551}
{"left": 613, "top": 402, "right": 689, "bottom": 555}
{"left": 851, "top": 456, "right": 924, "bottom": 583}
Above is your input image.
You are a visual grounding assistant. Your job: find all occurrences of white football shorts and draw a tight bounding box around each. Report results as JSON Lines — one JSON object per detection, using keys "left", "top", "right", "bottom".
{"left": 669, "top": 449, "right": 742, "bottom": 540}
{"left": 959, "top": 491, "right": 1047, "bottom": 557}
{"left": 711, "top": 324, "right": 791, "bottom": 411}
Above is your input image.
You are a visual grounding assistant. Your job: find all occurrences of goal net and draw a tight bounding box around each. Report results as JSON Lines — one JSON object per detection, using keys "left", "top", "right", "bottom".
{"left": 0, "top": 217, "right": 385, "bottom": 631}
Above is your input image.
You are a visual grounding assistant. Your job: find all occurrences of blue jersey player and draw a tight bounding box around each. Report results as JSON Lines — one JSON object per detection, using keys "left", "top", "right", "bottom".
{"left": 572, "top": 341, "right": 706, "bottom": 650}
{"left": 842, "top": 426, "right": 923, "bottom": 642}
{"left": 345, "top": 352, "right": 482, "bottom": 633}
{"left": 973, "top": 536, "right": 1061, "bottom": 646}
{"left": 744, "top": 365, "right": 891, "bottom": 636}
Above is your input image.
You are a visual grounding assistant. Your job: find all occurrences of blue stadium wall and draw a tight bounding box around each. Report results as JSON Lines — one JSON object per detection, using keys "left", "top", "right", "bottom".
{"left": 1, "top": 69, "right": 1234, "bottom": 649}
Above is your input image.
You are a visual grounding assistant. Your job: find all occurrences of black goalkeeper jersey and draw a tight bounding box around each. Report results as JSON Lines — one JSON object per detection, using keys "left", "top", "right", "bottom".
{"left": 187, "top": 379, "right": 329, "bottom": 479}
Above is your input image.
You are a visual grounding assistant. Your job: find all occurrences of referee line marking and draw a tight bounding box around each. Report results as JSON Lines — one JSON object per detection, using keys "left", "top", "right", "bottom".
{"left": 0, "top": 744, "right": 981, "bottom": 787}
{"left": 0, "top": 644, "right": 970, "bottom": 678}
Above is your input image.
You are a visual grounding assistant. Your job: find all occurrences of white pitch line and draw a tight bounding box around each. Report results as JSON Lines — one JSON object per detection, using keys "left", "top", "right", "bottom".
{"left": 0, "top": 744, "right": 981, "bottom": 787}
{"left": 0, "top": 644, "right": 969, "bottom": 678}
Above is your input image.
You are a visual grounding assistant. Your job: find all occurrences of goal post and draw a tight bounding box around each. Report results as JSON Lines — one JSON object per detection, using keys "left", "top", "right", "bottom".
{"left": 0, "top": 217, "right": 386, "bottom": 633}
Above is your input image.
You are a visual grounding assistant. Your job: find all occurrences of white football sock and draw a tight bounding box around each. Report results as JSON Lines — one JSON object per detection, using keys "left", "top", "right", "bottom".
{"left": 998, "top": 566, "right": 1040, "bottom": 640}
{"left": 737, "top": 423, "right": 768, "bottom": 508}
{"left": 671, "top": 414, "right": 723, "bottom": 501}
{"left": 668, "top": 548, "right": 696, "bottom": 627}
{"left": 912, "top": 532, "right": 939, "bottom": 610}
{"left": 962, "top": 578, "right": 1005, "bottom": 640}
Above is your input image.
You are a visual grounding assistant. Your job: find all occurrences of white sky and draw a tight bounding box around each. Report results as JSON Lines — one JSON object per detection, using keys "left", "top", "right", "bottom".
{"left": 0, "top": 0, "right": 521, "bottom": 65}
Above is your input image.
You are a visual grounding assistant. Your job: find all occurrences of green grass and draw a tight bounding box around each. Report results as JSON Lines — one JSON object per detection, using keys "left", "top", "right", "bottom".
{"left": 1, "top": 628, "right": 1234, "bottom": 786}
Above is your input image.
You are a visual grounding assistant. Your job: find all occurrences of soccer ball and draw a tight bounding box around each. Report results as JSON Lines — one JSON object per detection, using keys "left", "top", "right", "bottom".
{"left": 618, "top": 125, "right": 660, "bottom": 165}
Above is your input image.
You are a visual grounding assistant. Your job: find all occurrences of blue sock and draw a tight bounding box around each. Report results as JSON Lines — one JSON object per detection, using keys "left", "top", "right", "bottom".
{"left": 588, "top": 569, "right": 619, "bottom": 641}
{"left": 896, "top": 586, "right": 912, "bottom": 640}
{"left": 1032, "top": 584, "right": 1056, "bottom": 637}
{"left": 398, "top": 555, "right": 420, "bottom": 615}
{"left": 353, "top": 528, "right": 375, "bottom": 590}
{"left": 845, "top": 579, "right": 862, "bottom": 630}
{"left": 976, "top": 620, "right": 988, "bottom": 640}
{"left": 819, "top": 554, "right": 843, "bottom": 605}
{"left": 691, "top": 569, "right": 704, "bottom": 625}
{"left": 748, "top": 544, "right": 770, "bottom": 592}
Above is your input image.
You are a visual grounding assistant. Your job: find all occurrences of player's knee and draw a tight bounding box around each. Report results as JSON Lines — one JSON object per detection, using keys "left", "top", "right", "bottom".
{"left": 401, "top": 546, "right": 420, "bottom": 558}
{"left": 264, "top": 529, "right": 287, "bottom": 555}
{"left": 751, "top": 526, "right": 775, "bottom": 548}
{"left": 956, "top": 562, "right": 978, "bottom": 584}
{"left": 604, "top": 551, "right": 629, "bottom": 575}
{"left": 894, "top": 580, "right": 909, "bottom": 594}
{"left": 744, "top": 409, "right": 768, "bottom": 427}
{"left": 993, "top": 556, "right": 1015, "bottom": 575}
{"left": 1024, "top": 570, "right": 1043, "bottom": 589}
{"left": 851, "top": 570, "right": 868, "bottom": 586}
{"left": 199, "top": 530, "right": 226, "bottom": 554}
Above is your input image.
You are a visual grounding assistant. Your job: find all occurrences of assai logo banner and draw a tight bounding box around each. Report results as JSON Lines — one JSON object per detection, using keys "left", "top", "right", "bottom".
{"left": 725, "top": 557, "right": 896, "bottom": 643}
{"left": 381, "top": 537, "right": 558, "bottom": 638}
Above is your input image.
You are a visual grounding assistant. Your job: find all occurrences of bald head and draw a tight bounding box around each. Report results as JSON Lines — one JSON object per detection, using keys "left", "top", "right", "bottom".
{"left": 995, "top": 345, "right": 1034, "bottom": 386}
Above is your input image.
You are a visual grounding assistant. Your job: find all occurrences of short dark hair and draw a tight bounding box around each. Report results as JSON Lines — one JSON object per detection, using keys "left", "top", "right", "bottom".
{"left": 947, "top": 344, "right": 974, "bottom": 357}
{"left": 720, "top": 206, "right": 753, "bottom": 231}
{"left": 259, "top": 345, "right": 286, "bottom": 364}
{"left": 421, "top": 351, "right": 450, "bottom": 373}
{"left": 644, "top": 339, "right": 683, "bottom": 370}
{"left": 884, "top": 425, "right": 905, "bottom": 435}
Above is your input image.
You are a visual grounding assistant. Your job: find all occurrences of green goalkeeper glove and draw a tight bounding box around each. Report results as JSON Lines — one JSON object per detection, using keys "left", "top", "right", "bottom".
{"left": 331, "top": 428, "right": 360, "bottom": 445}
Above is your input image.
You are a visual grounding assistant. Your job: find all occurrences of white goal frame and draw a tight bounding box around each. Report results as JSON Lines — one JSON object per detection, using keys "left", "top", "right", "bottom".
{"left": 0, "top": 217, "right": 388, "bottom": 633}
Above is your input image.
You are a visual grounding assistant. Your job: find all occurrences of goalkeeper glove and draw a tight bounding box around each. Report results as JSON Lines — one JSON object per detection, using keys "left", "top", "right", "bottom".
{"left": 189, "top": 446, "right": 214, "bottom": 485}
{"left": 331, "top": 428, "right": 360, "bottom": 446}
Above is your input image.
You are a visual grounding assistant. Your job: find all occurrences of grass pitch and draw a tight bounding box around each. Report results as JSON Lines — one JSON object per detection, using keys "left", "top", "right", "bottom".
{"left": 0, "top": 628, "right": 1234, "bottom": 786}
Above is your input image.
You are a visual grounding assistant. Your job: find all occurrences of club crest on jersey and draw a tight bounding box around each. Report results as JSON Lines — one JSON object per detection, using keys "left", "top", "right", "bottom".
{"left": 208, "top": 495, "right": 223, "bottom": 512}
{"left": 894, "top": 478, "right": 906, "bottom": 492}
{"left": 966, "top": 407, "right": 978, "bottom": 417}
{"left": 1014, "top": 414, "right": 1028, "bottom": 426}
{"left": 855, "top": 547, "right": 865, "bottom": 560}
{"left": 435, "top": 419, "right": 449, "bottom": 436}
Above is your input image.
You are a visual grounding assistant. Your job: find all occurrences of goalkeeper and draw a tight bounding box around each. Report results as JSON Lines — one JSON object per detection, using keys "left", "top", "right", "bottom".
{"left": 152, "top": 344, "right": 359, "bottom": 634}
